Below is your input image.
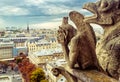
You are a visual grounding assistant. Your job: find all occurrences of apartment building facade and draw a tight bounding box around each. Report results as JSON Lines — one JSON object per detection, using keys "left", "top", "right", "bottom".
{"left": 0, "top": 41, "right": 14, "bottom": 59}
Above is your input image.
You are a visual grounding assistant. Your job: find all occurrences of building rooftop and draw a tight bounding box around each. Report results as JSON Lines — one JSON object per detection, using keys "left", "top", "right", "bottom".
{"left": 13, "top": 39, "right": 26, "bottom": 43}
{"left": 2, "top": 38, "right": 11, "bottom": 42}
{"left": 16, "top": 33, "right": 25, "bottom": 37}
{"left": 47, "top": 59, "right": 66, "bottom": 67}
{"left": 34, "top": 48, "right": 63, "bottom": 57}
{"left": 0, "top": 41, "right": 14, "bottom": 47}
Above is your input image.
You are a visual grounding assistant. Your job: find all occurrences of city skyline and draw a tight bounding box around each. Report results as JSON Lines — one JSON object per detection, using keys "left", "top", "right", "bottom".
{"left": 0, "top": 0, "right": 98, "bottom": 30}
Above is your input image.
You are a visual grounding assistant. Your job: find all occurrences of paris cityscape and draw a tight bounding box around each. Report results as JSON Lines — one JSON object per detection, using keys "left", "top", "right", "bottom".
{"left": 1, "top": 0, "right": 119, "bottom": 82}
{"left": 0, "top": 17, "right": 103, "bottom": 82}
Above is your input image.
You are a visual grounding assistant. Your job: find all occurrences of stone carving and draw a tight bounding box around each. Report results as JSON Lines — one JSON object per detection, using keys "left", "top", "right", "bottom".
{"left": 83, "top": 0, "right": 120, "bottom": 80}
{"left": 68, "top": 11, "right": 104, "bottom": 72}
{"left": 83, "top": 0, "right": 120, "bottom": 25}
{"left": 58, "top": 17, "right": 76, "bottom": 44}
{"left": 52, "top": 0, "right": 120, "bottom": 81}
{"left": 57, "top": 17, "right": 76, "bottom": 62}
{"left": 52, "top": 66, "right": 118, "bottom": 82}
{"left": 52, "top": 67, "right": 78, "bottom": 82}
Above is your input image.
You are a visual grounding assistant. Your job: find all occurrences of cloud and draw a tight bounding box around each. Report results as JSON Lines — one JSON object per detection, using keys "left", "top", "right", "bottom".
{"left": 30, "top": 17, "right": 77, "bottom": 29}
{"left": 0, "top": 0, "right": 92, "bottom": 16}
{"left": 90, "top": 23, "right": 104, "bottom": 34}
{"left": 25, "top": 0, "right": 44, "bottom": 6}
{"left": 0, "top": 6, "right": 29, "bottom": 16}
{"left": 0, "top": 18, "right": 5, "bottom": 25}
{"left": 40, "top": 5, "right": 71, "bottom": 15}
{"left": 0, "top": 0, "right": 97, "bottom": 29}
{"left": 39, "top": 4, "right": 89, "bottom": 16}
{"left": 25, "top": 0, "right": 86, "bottom": 16}
{"left": 27, "top": 0, "right": 89, "bottom": 16}
{"left": 30, "top": 21, "right": 61, "bottom": 29}
{"left": 30, "top": 20, "right": 103, "bottom": 34}
{"left": 25, "top": 0, "right": 71, "bottom": 6}
{"left": 79, "top": 9, "right": 89, "bottom": 12}
{"left": 52, "top": 18, "right": 62, "bottom": 21}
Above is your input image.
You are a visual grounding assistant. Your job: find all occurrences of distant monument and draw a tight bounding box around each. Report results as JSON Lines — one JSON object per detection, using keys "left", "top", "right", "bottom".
{"left": 27, "top": 22, "right": 30, "bottom": 33}
{"left": 52, "top": 0, "right": 120, "bottom": 82}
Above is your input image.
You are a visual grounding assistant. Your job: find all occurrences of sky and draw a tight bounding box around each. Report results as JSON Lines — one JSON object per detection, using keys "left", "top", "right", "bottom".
{"left": 0, "top": 0, "right": 100, "bottom": 30}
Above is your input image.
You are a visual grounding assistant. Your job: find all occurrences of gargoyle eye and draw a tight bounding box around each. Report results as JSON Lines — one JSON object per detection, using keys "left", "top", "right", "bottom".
{"left": 101, "top": 1, "right": 108, "bottom": 8}
{"left": 104, "top": 2, "right": 108, "bottom": 7}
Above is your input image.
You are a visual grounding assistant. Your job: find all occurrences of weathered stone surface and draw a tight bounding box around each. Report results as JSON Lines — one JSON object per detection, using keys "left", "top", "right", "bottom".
{"left": 52, "top": 66, "right": 118, "bottom": 82}
{"left": 83, "top": 0, "right": 120, "bottom": 26}
{"left": 52, "top": 66, "right": 78, "bottom": 82}
{"left": 83, "top": 0, "right": 120, "bottom": 80}
{"left": 57, "top": 17, "right": 76, "bottom": 62}
{"left": 57, "top": 17, "right": 76, "bottom": 45}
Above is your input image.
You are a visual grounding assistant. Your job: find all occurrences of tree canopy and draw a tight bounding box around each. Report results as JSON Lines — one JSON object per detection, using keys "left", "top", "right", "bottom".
{"left": 30, "top": 68, "right": 48, "bottom": 82}
{"left": 14, "top": 52, "right": 48, "bottom": 82}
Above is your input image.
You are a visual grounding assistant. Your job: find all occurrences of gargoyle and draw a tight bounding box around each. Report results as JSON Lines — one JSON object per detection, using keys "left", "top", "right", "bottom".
{"left": 57, "top": 17, "right": 76, "bottom": 62}
{"left": 68, "top": 11, "right": 104, "bottom": 72}
{"left": 83, "top": 0, "right": 120, "bottom": 26}
{"left": 83, "top": 0, "right": 120, "bottom": 80}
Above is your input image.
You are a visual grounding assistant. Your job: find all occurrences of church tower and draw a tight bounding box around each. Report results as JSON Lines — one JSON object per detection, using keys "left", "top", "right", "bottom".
{"left": 27, "top": 22, "right": 29, "bottom": 33}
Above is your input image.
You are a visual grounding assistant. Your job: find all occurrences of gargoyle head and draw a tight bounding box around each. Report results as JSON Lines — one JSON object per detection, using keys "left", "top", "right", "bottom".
{"left": 83, "top": 0, "right": 120, "bottom": 26}
{"left": 62, "top": 17, "right": 68, "bottom": 25}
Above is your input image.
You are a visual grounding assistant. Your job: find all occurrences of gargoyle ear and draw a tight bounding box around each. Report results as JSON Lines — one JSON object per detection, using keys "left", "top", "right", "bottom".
{"left": 63, "top": 17, "right": 68, "bottom": 19}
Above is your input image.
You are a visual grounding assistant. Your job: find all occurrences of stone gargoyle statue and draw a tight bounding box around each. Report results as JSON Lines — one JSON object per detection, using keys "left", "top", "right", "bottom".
{"left": 83, "top": 0, "right": 120, "bottom": 80}
{"left": 52, "top": 0, "right": 120, "bottom": 82}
